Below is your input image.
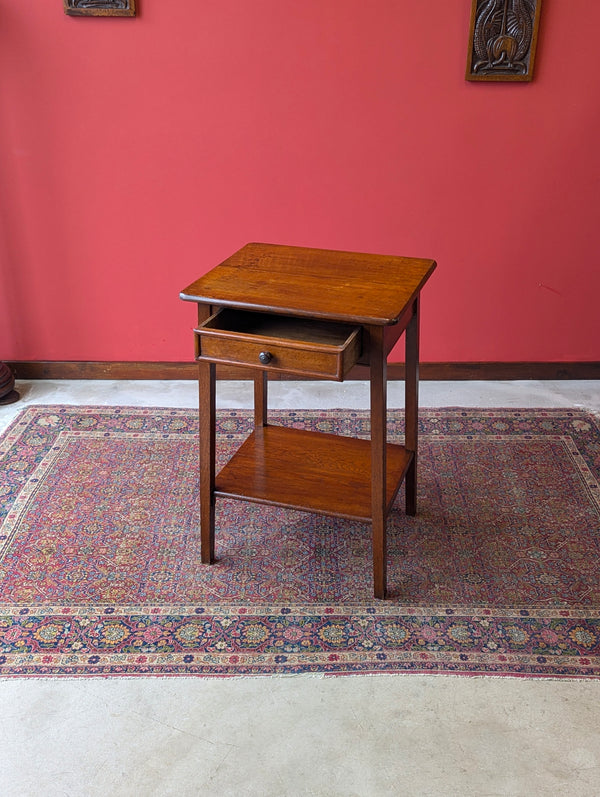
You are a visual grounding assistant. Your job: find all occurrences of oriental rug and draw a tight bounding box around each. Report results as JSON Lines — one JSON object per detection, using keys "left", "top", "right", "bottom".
{"left": 1, "top": 406, "right": 599, "bottom": 679}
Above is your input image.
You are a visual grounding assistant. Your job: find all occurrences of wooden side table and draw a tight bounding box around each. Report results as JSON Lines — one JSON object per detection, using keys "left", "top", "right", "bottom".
{"left": 180, "top": 243, "right": 436, "bottom": 598}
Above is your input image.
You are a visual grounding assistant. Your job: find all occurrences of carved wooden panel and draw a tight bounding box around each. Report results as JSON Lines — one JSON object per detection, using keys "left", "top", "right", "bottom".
{"left": 466, "top": 0, "right": 542, "bottom": 81}
{"left": 64, "top": 0, "right": 136, "bottom": 17}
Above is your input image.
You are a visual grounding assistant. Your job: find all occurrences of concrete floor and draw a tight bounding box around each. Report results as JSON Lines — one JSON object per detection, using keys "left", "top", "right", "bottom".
{"left": 1, "top": 379, "right": 600, "bottom": 796}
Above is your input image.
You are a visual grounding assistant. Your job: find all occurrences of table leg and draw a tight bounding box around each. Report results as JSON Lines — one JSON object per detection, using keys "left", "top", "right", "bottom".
{"left": 369, "top": 325, "right": 387, "bottom": 599}
{"left": 198, "top": 360, "right": 216, "bottom": 564}
{"left": 405, "top": 298, "right": 420, "bottom": 516}
{"left": 254, "top": 371, "right": 268, "bottom": 427}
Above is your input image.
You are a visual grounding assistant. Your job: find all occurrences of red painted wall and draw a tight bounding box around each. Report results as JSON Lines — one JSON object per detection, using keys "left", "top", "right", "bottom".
{"left": 1, "top": 0, "right": 599, "bottom": 363}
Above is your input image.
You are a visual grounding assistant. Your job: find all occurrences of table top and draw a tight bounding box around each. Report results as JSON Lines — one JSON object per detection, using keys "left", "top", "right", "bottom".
{"left": 180, "top": 242, "right": 436, "bottom": 326}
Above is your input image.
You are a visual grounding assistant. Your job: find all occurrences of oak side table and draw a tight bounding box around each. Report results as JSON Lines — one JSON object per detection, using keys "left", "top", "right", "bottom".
{"left": 180, "top": 243, "right": 436, "bottom": 598}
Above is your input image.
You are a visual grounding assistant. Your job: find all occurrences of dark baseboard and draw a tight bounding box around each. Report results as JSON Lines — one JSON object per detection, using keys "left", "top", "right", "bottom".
{"left": 6, "top": 360, "right": 600, "bottom": 381}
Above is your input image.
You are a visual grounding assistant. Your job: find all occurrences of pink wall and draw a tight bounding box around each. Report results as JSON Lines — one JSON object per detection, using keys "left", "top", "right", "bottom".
{"left": 1, "top": 0, "right": 599, "bottom": 363}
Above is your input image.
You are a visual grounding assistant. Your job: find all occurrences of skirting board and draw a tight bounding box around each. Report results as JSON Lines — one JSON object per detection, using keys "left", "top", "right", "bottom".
{"left": 6, "top": 361, "right": 600, "bottom": 381}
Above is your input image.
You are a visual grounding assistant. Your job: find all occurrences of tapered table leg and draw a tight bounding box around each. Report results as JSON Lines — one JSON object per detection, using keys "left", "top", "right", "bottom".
{"left": 254, "top": 370, "right": 268, "bottom": 428}
{"left": 369, "top": 325, "right": 387, "bottom": 599}
{"left": 198, "top": 360, "right": 216, "bottom": 563}
{"left": 405, "top": 299, "right": 420, "bottom": 516}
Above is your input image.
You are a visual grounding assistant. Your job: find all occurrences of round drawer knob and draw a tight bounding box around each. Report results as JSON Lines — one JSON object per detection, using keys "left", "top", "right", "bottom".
{"left": 258, "top": 351, "right": 273, "bottom": 365}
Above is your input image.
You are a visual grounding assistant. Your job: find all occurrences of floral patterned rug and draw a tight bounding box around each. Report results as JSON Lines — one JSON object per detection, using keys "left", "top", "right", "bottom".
{"left": 1, "top": 405, "right": 599, "bottom": 678}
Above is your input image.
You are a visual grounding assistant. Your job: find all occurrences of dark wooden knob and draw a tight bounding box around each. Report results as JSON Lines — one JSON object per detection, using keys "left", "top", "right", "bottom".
{"left": 258, "top": 351, "right": 272, "bottom": 364}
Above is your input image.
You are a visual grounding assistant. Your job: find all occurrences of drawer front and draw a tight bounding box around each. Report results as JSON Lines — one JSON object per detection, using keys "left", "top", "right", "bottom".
{"left": 195, "top": 310, "right": 361, "bottom": 380}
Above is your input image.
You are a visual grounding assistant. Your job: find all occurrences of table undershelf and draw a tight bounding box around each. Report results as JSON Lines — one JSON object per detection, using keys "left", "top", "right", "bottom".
{"left": 215, "top": 425, "right": 413, "bottom": 522}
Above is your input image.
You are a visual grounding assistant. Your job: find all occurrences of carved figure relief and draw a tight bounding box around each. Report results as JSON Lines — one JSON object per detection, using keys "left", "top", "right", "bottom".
{"left": 64, "top": 0, "right": 136, "bottom": 16}
{"left": 466, "top": 0, "right": 542, "bottom": 81}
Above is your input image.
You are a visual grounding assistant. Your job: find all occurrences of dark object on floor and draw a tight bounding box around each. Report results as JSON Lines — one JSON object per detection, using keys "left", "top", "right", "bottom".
{"left": 0, "top": 362, "right": 19, "bottom": 405}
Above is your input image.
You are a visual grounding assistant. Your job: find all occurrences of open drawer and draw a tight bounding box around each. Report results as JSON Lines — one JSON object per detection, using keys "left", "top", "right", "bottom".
{"left": 194, "top": 308, "right": 362, "bottom": 380}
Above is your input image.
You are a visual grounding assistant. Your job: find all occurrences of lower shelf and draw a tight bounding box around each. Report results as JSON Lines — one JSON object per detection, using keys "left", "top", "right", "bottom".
{"left": 215, "top": 425, "right": 413, "bottom": 522}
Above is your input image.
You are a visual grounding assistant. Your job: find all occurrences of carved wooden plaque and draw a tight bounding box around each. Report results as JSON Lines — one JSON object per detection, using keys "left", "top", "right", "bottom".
{"left": 64, "top": 0, "right": 136, "bottom": 16}
{"left": 466, "top": 0, "right": 542, "bottom": 81}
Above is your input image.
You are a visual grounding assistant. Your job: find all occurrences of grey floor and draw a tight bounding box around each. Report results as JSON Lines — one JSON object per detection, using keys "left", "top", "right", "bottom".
{"left": 1, "top": 379, "right": 600, "bottom": 797}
